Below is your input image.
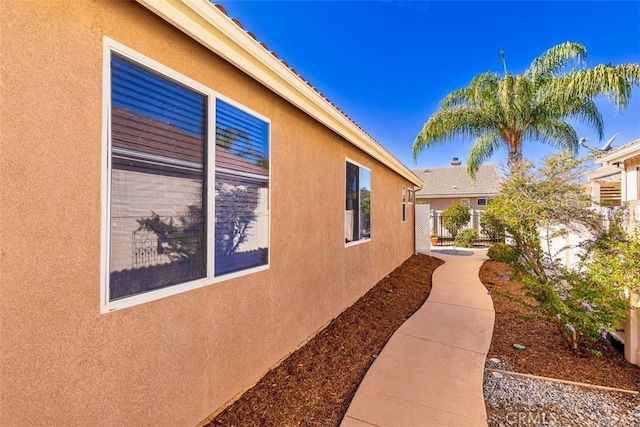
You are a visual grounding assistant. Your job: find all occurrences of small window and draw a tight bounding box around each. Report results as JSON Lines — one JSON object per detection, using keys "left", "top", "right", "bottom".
{"left": 402, "top": 187, "right": 407, "bottom": 222}
{"left": 408, "top": 189, "right": 414, "bottom": 204}
{"left": 345, "top": 160, "right": 371, "bottom": 243}
{"left": 477, "top": 198, "right": 489, "bottom": 207}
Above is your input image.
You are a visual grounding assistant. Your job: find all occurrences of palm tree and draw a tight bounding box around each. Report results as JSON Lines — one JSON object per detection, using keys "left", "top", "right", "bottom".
{"left": 412, "top": 42, "right": 640, "bottom": 176}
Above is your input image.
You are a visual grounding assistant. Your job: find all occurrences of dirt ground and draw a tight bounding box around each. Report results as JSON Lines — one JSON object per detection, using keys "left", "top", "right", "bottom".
{"left": 208, "top": 255, "right": 640, "bottom": 427}
{"left": 480, "top": 260, "right": 640, "bottom": 391}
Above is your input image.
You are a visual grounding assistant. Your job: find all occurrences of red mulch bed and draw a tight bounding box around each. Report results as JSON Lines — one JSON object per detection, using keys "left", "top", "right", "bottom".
{"left": 208, "top": 254, "right": 443, "bottom": 426}
{"left": 205, "top": 255, "right": 640, "bottom": 426}
{"left": 481, "top": 260, "right": 640, "bottom": 390}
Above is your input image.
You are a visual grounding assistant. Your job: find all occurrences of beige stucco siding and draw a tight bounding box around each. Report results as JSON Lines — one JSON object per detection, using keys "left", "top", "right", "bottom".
{"left": 625, "top": 157, "right": 640, "bottom": 201}
{"left": 417, "top": 197, "right": 488, "bottom": 210}
{"left": 0, "top": 2, "right": 416, "bottom": 426}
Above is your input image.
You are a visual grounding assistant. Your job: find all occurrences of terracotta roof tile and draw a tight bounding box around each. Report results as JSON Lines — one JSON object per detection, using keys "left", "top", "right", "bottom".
{"left": 212, "top": 3, "right": 396, "bottom": 160}
{"left": 213, "top": 4, "right": 227, "bottom": 15}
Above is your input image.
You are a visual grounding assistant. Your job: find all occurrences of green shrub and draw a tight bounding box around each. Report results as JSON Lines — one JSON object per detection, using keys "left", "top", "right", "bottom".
{"left": 440, "top": 203, "right": 470, "bottom": 238}
{"left": 479, "top": 210, "right": 505, "bottom": 242}
{"left": 454, "top": 229, "right": 477, "bottom": 248}
{"left": 487, "top": 243, "right": 519, "bottom": 262}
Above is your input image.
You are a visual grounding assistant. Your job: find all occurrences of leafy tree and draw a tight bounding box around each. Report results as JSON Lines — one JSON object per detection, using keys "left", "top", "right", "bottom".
{"left": 485, "top": 152, "right": 600, "bottom": 278}
{"left": 440, "top": 203, "right": 470, "bottom": 239}
{"left": 485, "top": 153, "right": 640, "bottom": 350}
{"left": 412, "top": 42, "right": 640, "bottom": 176}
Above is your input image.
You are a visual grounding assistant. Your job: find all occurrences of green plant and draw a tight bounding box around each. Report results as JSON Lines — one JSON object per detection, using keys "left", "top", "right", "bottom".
{"left": 412, "top": 42, "right": 640, "bottom": 176}
{"left": 454, "top": 229, "right": 477, "bottom": 248}
{"left": 479, "top": 209, "right": 506, "bottom": 242}
{"left": 440, "top": 203, "right": 470, "bottom": 239}
{"left": 483, "top": 153, "right": 640, "bottom": 350}
{"left": 487, "top": 243, "right": 519, "bottom": 263}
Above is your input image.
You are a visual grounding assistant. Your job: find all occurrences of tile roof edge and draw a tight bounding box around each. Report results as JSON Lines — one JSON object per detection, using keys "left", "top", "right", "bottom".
{"left": 135, "top": 0, "right": 422, "bottom": 187}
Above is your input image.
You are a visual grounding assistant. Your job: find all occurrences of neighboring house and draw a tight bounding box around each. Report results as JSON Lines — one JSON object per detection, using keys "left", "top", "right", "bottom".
{"left": 0, "top": 2, "right": 423, "bottom": 426}
{"left": 413, "top": 159, "right": 501, "bottom": 240}
{"left": 586, "top": 137, "right": 640, "bottom": 213}
{"left": 587, "top": 138, "right": 640, "bottom": 366}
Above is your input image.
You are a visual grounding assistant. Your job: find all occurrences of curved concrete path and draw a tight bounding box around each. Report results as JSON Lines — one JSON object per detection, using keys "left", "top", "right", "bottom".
{"left": 341, "top": 250, "right": 494, "bottom": 427}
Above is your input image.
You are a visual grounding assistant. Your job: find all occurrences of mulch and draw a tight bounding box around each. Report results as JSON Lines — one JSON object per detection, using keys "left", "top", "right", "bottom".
{"left": 480, "top": 260, "right": 640, "bottom": 391}
{"left": 206, "top": 255, "right": 640, "bottom": 426}
{"left": 208, "top": 254, "right": 443, "bottom": 427}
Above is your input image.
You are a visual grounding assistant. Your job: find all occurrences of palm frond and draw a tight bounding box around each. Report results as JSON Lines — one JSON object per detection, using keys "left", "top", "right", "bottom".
{"left": 525, "top": 119, "right": 579, "bottom": 154}
{"left": 467, "top": 131, "right": 502, "bottom": 177}
{"left": 566, "top": 98, "right": 604, "bottom": 140}
{"left": 412, "top": 106, "right": 498, "bottom": 160}
{"left": 441, "top": 72, "right": 499, "bottom": 109}
{"left": 556, "top": 63, "right": 640, "bottom": 109}
{"left": 533, "top": 86, "right": 605, "bottom": 140}
{"left": 526, "top": 41, "right": 587, "bottom": 79}
{"left": 441, "top": 87, "right": 471, "bottom": 109}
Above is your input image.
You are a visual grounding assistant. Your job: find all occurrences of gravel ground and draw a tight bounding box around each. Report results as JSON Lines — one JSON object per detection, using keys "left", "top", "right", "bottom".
{"left": 484, "top": 359, "right": 640, "bottom": 427}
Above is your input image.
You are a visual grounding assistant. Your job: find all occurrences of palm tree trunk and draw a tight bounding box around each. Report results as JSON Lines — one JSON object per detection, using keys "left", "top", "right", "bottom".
{"left": 507, "top": 147, "right": 523, "bottom": 171}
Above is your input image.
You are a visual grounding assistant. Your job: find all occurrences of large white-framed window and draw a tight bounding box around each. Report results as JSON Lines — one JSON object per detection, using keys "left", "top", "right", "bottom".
{"left": 102, "top": 38, "right": 270, "bottom": 312}
{"left": 345, "top": 159, "right": 371, "bottom": 244}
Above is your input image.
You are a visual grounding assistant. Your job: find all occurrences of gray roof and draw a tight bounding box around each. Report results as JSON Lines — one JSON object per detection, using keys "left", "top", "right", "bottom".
{"left": 413, "top": 164, "right": 501, "bottom": 197}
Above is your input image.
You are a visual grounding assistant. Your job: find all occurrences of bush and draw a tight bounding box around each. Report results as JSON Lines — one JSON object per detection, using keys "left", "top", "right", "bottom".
{"left": 440, "top": 204, "right": 470, "bottom": 238}
{"left": 487, "top": 243, "right": 519, "bottom": 263}
{"left": 479, "top": 210, "right": 505, "bottom": 242}
{"left": 454, "top": 229, "right": 477, "bottom": 248}
{"left": 484, "top": 154, "right": 639, "bottom": 350}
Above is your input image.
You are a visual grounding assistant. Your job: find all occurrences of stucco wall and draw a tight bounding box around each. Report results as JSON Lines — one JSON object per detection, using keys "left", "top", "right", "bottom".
{"left": 0, "top": 2, "right": 416, "bottom": 426}
{"left": 418, "top": 197, "right": 488, "bottom": 211}
{"left": 625, "top": 158, "right": 640, "bottom": 201}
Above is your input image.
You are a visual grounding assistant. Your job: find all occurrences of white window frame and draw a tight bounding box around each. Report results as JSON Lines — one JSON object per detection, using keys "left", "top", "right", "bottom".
{"left": 344, "top": 158, "right": 371, "bottom": 246}
{"left": 477, "top": 198, "right": 489, "bottom": 207}
{"left": 101, "top": 37, "right": 270, "bottom": 312}
{"left": 402, "top": 186, "right": 407, "bottom": 222}
{"left": 408, "top": 189, "right": 414, "bottom": 204}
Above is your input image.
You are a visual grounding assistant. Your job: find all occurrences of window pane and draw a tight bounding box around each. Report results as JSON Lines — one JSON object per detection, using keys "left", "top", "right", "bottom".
{"left": 215, "top": 100, "right": 269, "bottom": 276}
{"left": 109, "top": 55, "right": 206, "bottom": 301}
{"left": 345, "top": 162, "right": 359, "bottom": 243}
{"left": 345, "top": 162, "right": 371, "bottom": 243}
{"left": 360, "top": 168, "right": 371, "bottom": 239}
{"left": 216, "top": 99, "right": 269, "bottom": 173}
{"left": 214, "top": 172, "right": 269, "bottom": 276}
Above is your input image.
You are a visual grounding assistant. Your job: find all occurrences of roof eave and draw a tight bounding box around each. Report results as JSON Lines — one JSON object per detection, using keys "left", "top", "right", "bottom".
{"left": 135, "top": 0, "right": 423, "bottom": 188}
{"left": 596, "top": 138, "right": 640, "bottom": 166}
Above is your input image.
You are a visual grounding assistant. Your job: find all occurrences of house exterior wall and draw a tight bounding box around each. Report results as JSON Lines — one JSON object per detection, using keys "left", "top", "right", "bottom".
{"left": 0, "top": 2, "right": 417, "bottom": 426}
{"left": 585, "top": 145, "right": 640, "bottom": 366}
{"left": 416, "top": 196, "right": 489, "bottom": 211}
{"left": 624, "top": 157, "right": 640, "bottom": 201}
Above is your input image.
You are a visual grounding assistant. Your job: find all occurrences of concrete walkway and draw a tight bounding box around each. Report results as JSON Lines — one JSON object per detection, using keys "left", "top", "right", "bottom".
{"left": 341, "top": 249, "right": 494, "bottom": 427}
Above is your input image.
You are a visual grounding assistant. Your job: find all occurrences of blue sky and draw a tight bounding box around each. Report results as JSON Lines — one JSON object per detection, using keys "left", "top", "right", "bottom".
{"left": 217, "top": 0, "right": 640, "bottom": 170}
